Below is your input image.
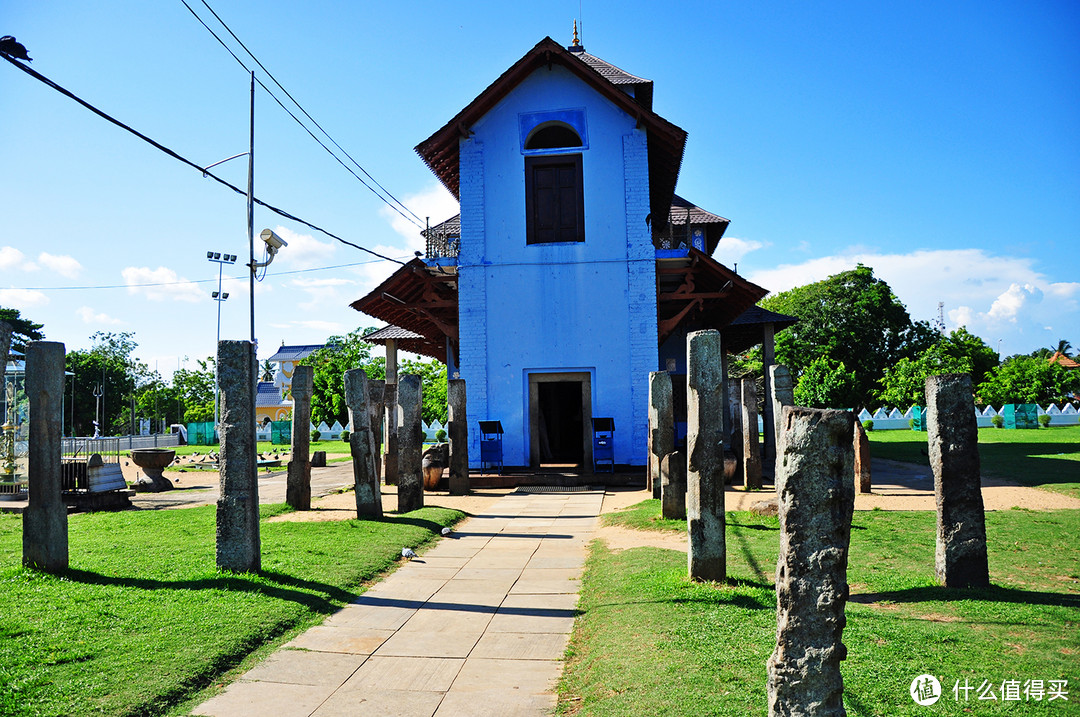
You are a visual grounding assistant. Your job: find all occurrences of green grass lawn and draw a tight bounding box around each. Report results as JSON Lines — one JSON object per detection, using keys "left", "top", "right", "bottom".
{"left": 559, "top": 500, "right": 1079, "bottom": 716}
{"left": 0, "top": 503, "right": 464, "bottom": 717}
{"left": 868, "top": 425, "right": 1080, "bottom": 499}
{"left": 128, "top": 442, "right": 352, "bottom": 458}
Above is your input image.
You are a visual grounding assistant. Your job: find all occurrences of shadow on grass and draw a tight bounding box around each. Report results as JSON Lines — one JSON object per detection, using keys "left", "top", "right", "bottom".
{"left": 59, "top": 568, "right": 354, "bottom": 614}
{"left": 849, "top": 584, "right": 1079, "bottom": 609}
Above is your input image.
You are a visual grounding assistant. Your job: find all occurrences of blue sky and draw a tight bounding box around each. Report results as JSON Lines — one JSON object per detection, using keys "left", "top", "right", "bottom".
{"left": 2, "top": 1, "right": 1077, "bottom": 378}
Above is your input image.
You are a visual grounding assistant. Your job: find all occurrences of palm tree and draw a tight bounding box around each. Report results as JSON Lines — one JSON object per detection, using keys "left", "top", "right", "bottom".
{"left": 260, "top": 360, "right": 275, "bottom": 382}
{"left": 1054, "top": 339, "right": 1073, "bottom": 358}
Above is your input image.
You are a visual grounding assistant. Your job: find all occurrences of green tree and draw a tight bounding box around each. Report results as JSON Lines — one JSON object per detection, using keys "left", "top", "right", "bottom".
{"left": 978, "top": 355, "right": 1080, "bottom": 406}
{"left": 0, "top": 307, "right": 45, "bottom": 353}
{"left": 793, "top": 356, "right": 859, "bottom": 409}
{"left": 761, "top": 264, "right": 934, "bottom": 408}
{"left": 173, "top": 358, "right": 215, "bottom": 423}
{"left": 66, "top": 332, "right": 143, "bottom": 435}
{"left": 878, "top": 343, "right": 973, "bottom": 408}
{"left": 299, "top": 329, "right": 385, "bottom": 427}
{"left": 938, "top": 327, "right": 999, "bottom": 386}
{"left": 401, "top": 358, "right": 448, "bottom": 425}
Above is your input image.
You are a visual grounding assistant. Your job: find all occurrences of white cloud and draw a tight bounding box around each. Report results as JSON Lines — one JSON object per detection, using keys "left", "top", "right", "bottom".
{"left": 0, "top": 288, "right": 48, "bottom": 308}
{"left": 38, "top": 252, "right": 83, "bottom": 278}
{"left": 0, "top": 247, "right": 26, "bottom": 270}
{"left": 121, "top": 266, "right": 205, "bottom": 303}
{"left": 380, "top": 184, "right": 459, "bottom": 252}
{"left": 76, "top": 306, "right": 122, "bottom": 325}
{"left": 288, "top": 276, "right": 349, "bottom": 311}
{"left": 745, "top": 247, "right": 1078, "bottom": 355}
{"left": 985, "top": 283, "right": 1041, "bottom": 323}
{"left": 714, "top": 236, "right": 766, "bottom": 266}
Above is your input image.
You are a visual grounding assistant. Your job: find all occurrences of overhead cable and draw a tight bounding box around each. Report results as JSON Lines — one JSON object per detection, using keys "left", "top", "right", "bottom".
{"left": 0, "top": 52, "right": 405, "bottom": 266}
{"left": 182, "top": 0, "right": 425, "bottom": 229}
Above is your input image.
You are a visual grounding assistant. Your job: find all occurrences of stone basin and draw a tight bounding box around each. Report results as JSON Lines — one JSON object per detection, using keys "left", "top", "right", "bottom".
{"left": 130, "top": 448, "right": 176, "bottom": 492}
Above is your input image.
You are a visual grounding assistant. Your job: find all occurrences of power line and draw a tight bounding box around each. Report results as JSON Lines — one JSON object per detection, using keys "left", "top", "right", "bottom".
{"left": 182, "top": 0, "right": 425, "bottom": 229}
{"left": 9, "top": 256, "right": 413, "bottom": 292}
{"left": 0, "top": 52, "right": 405, "bottom": 266}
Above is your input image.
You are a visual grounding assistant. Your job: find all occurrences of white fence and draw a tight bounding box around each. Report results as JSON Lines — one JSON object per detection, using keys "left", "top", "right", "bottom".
{"left": 857, "top": 403, "right": 1079, "bottom": 430}
{"left": 255, "top": 419, "right": 446, "bottom": 443}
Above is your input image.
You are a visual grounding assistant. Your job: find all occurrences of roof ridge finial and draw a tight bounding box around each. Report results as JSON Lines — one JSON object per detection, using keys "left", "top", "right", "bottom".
{"left": 569, "top": 19, "right": 583, "bottom": 52}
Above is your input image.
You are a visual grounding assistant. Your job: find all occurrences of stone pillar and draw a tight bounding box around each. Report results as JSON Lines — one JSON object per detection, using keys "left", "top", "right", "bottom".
{"left": 383, "top": 383, "right": 398, "bottom": 485}
{"left": 286, "top": 364, "right": 313, "bottom": 510}
{"left": 23, "top": 341, "right": 68, "bottom": 573}
{"left": 686, "top": 330, "right": 725, "bottom": 582}
{"left": 345, "top": 369, "right": 382, "bottom": 519}
{"left": 762, "top": 322, "right": 777, "bottom": 470}
{"left": 728, "top": 378, "right": 744, "bottom": 485}
{"left": 661, "top": 450, "right": 686, "bottom": 520}
{"left": 648, "top": 371, "right": 674, "bottom": 499}
{"left": 854, "top": 421, "right": 872, "bottom": 494}
{"left": 926, "top": 373, "right": 989, "bottom": 588}
{"left": 741, "top": 378, "right": 762, "bottom": 490}
{"left": 767, "top": 407, "right": 855, "bottom": 717}
{"left": 216, "top": 340, "right": 260, "bottom": 573}
{"left": 448, "top": 379, "right": 469, "bottom": 496}
{"left": 769, "top": 364, "right": 794, "bottom": 482}
{"left": 396, "top": 374, "right": 424, "bottom": 513}
{"left": 367, "top": 379, "right": 385, "bottom": 482}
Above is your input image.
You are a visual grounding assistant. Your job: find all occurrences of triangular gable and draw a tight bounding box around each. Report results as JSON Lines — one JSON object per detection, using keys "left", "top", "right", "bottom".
{"left": 415, "top": 36, "right": 687, "bottom": 232}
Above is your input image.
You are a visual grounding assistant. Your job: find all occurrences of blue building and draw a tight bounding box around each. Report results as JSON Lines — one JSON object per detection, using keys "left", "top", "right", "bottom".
{"left": 354, "top": 36, "right": 785, "bottom": 471}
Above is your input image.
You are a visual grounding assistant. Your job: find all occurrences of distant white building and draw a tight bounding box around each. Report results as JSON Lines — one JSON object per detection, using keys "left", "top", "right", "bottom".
{"left": 256, "top": 343, "right": 325, "bottom": 425}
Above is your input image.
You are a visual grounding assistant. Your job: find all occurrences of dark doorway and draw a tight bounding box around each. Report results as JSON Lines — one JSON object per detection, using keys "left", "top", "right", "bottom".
{"left": 528, "top": 372, "right": 592, "bottom": 470}
{"left": 538, "top": 381, "right": 583, "bottom": 465}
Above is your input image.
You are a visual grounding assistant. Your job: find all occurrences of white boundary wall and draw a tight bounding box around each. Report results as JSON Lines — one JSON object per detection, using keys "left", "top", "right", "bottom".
{"left": 857, "top": 403, "right": 1079, "bottom": 430}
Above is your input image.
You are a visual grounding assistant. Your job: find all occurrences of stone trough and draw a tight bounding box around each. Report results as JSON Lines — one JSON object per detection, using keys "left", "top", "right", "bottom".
{"left": 130, "top": 448, "right": 176, "bottom": 492}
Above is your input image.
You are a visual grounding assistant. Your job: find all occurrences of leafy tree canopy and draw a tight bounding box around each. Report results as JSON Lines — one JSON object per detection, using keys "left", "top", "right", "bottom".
{"left": 792, "top": 356, "right": 859, "bottom": 409}
{"left": 878, "top": 343, "right": 973, "bottom": 408}
{"left": 978, "top": 355, "right": 1080, "bottom": 406}
{"left": 299, "top": 328, "right": 385, "bottom": 427}
{"left": 0, "top": 307, "right": 45, "bottom": 354}
{"left": 762, "top": 264, "right": 936, "bottom": 408}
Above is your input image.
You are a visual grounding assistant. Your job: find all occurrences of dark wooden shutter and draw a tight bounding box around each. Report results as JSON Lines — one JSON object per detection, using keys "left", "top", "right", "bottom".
{"left": 526, "top": 154, "right": 584, "bottom": 244}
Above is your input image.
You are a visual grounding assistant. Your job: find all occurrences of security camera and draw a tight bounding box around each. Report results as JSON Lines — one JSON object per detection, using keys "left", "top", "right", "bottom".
{"left": 259, "top": 229, "right": 287, "bottom": 251}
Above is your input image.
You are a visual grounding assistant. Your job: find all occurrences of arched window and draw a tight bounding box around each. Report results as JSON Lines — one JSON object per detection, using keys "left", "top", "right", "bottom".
{"left": 525, "top": 122, "right": 583, "bottom": 150}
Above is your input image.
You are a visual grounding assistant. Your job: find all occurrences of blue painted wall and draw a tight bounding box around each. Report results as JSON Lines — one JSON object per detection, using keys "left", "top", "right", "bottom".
{"left": 455, "top": 64, "right": 657, "bottom": 467}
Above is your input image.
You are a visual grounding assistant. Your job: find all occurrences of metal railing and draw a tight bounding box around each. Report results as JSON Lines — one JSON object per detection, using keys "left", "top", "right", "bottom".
{"left": 424, "top": 222, "right": 460, "bottom": 259}
{"left": 61, "top": 433, "right": 180, "bottom": 461}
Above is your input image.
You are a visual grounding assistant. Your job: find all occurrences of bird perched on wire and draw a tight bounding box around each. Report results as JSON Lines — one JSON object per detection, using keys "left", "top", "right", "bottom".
{"left": 401, "top": 548, "right": 417, "bottom": 560}
{"left": 441, "top": 527, "right": 453, "bottom": 536}
{"left": 0, "top": 36, "right": 31, "bottom": 62}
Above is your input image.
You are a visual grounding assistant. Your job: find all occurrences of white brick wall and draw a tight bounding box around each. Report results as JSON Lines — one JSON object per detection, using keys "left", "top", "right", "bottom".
{"left": 458, "top": 138, "right": 488, "bottom": 466}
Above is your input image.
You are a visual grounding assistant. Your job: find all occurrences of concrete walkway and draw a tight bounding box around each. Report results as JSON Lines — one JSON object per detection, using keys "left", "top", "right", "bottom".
{"left": 192, "top": 488, "right": 604, "bottom": 717}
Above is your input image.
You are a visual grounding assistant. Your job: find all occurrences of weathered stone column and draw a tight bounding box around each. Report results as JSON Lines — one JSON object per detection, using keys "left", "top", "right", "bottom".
{"left": 661, "top": 450, "right": 686, "bottom": 520}
{"left": 383, "top": 383, "right": 398, "bottom": 485}
{"left": 769, "top": 364, "right": 794, "bottom": 481}
{"left": 367, "top": 379, "right": 385, "bottom": 482}
{"left": 448, "top": 379, "right": 469, "bottom": 496}
{"left": 767, "top": 407, "right": 855, "bottom": 717}
{"left": 648, "top": 371, "right": 674, "bottom": 499}
{"left": 686, "top": 330, "right": 725, "bottom": 582}
{"left": 286, "top": 364, "right": 313, "bottom": 510}
{"left": 927, "top": 373, "right": 989, "bottom": 588}
{"left": 216, "top": 340, "right": 260, "bottom": 573}
{"left": 396, "top": 374, "right": 424, "bottom": 513}
{"left": 345, "top": 369, "right": 382, "bottom": 519}
{"left": 741, "top": 378, "right": 762, "bottom": 489}
{"left": 728, "top": 378, "right": 744, "bottom": 484}
{"left": 23, "top": 340, "right": 68, "bottom": 572}
{"left": 854, "top": 421, "right": 872, "bottom": 494}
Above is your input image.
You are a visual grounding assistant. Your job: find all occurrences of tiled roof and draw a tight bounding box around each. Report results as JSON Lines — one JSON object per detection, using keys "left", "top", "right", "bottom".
{"left": 421, "top": 215, "right": 460, "bottom": 238}
{"left": 569, "top": 48, "right": 649, "bottom": 85}
{"left": 363, "top": 325, "right": 425, "bottom": 342}
{"left": 668, "top": 195, "right": 729, "bottom": 225}
{"left": 256, "top": 381, "right": 288, "bottom": 407}
{"left": 266, "top": 344, "right": 326, "bottom": 362}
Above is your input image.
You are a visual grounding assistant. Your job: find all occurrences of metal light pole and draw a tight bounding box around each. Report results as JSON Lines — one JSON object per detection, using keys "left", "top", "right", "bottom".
{"left": 208, "top": 251, "right": 237, "bottom": 430}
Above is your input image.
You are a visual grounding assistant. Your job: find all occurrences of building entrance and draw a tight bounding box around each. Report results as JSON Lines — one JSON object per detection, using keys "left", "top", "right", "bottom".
{"left": 528, "top": 372, "right": 592, "bottom": 469}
